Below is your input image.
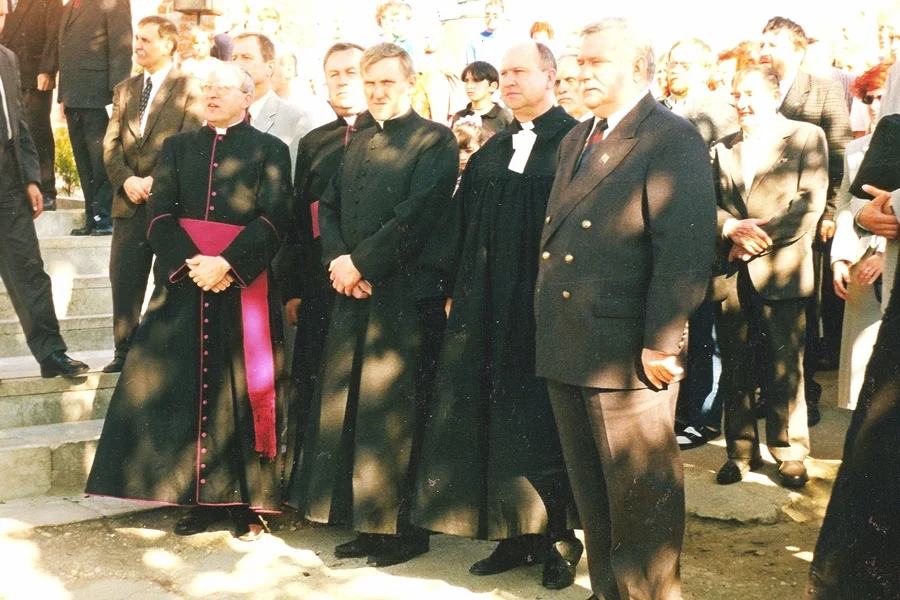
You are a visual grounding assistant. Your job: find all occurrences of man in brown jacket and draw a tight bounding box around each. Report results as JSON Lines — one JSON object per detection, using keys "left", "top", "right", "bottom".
{"left": 101, "top": 16, "right": 203, "bottom": 372}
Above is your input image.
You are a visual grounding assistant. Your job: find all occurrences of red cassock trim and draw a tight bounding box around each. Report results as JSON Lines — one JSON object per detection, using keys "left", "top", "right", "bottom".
{"left": 180, "top": 218, "right": 278, "bottom": 459}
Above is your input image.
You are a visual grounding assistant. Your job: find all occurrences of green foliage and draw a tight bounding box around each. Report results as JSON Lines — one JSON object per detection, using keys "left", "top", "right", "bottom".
{"left": 54, "top": 126, "right": 80, "bottom": 196}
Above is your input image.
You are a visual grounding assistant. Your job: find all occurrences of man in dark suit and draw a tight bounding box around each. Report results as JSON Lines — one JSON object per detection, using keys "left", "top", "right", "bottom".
{"left": 56, "top": 0, "right": 132, "bottom": 235}
{"left": 711, "top": 64, "right": 828, "bottom": 489}
{"left": 534, "top": 18, "right": 716, "bottom": 600}
{"left": 0, "top": 1, "right": 88, "bottom": 378}
{"left": 760, "top": 16, "right": 852, "bottom": 422}
{"left": 0, "top": 0, "right": 60, "bottom": 211}
{"left": 101, "top": 16, "right": 203, "bottom": 373}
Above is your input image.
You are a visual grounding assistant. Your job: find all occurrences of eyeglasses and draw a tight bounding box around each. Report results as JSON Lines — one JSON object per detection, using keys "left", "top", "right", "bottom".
{"left": 666, "top": 61, "right": 694, "bottom": 70}
{"left": 862, "top": 94, "right": 883, "bottom": 105}
{"left": 201, "top": 84, "right": 242, "bottom": 94}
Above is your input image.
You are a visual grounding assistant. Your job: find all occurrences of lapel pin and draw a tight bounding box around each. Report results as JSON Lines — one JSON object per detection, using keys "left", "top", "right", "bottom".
{"left": 600, "top": 154, "right": 610, "bottom": 163}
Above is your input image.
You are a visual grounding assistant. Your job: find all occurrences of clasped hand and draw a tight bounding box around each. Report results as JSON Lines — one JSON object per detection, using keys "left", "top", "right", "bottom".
{"left": 641, "top": 348, "right": 683, "bottom": 389}
{"left": 329, "top": 254, "right": 372, "bottom": 298}
{"left": 725, "top": 217, "right": 772, "bottom": 262}
{"left": 858, "top": 185, "right": 899, "bottom": 239}
{"left": 123, "top": 176, "right": 153, "bottom": 204}
{"left": 187, "top": 255, "right": 233, "bottom": 293}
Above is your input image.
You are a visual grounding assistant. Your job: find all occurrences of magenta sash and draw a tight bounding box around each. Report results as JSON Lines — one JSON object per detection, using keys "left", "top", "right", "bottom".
{"left": 179, "top": 218, "right": 277, "bottom": 459}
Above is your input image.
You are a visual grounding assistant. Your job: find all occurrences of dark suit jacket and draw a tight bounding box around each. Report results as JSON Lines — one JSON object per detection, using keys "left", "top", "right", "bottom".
{"left": 0, "top": 44, "right": 41, "bottom": 185}
{"left": 780, "top": 70, "right": 852, "bottom": 220}
{"left": 662, "top": 91, "right": 739, "bottom": 147}
{"left": 534, "top": 93, "right": 717, "bottom": 390}
{"left": 0, "top": 0, "right": 61, "bottom": 88}
{"left": 712, "top": 117, "right": 828, "bottom": 301}
{"left": 56, "top": 0, "right": 133, "bottom": 109}
{"left": 103, "top": 69, "right": 204, "bottom": 219}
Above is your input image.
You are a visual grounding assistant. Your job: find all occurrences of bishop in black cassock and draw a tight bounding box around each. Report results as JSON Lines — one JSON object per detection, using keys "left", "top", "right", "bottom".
{"left": 86, "top": 64, "right": 292, "bottom": 539}
{"left": 412, "top": 42, "right": 581, "bottom": 590}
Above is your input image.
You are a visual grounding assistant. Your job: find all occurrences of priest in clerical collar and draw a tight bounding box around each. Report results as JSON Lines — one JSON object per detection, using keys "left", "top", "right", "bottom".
{"left": 293, "top": 42, "right": 459, "bottom": 568}
{"left": 86, "top": 62, "right": 293, "bottom": 541}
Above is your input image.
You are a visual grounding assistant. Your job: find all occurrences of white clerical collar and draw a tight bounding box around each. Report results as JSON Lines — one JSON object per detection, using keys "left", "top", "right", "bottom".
{"left": 249, "top": 90, "right": 275, "bottom": 122}
{"left": 143, "top": 62, "right": 173, "bottom": 89}
{"left": 214, "top": 118, "right": 246, "bottom": 134}
{"left": 595, "top": 88, "right": 649, "bottom": 136}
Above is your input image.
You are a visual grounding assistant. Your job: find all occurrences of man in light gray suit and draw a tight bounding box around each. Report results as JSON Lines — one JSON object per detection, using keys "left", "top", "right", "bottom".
{"left": 711, "top": 64, "right": 827, "bottom": 489}
{"left": 232, "top": 33, "right": 312, "bottom": 171}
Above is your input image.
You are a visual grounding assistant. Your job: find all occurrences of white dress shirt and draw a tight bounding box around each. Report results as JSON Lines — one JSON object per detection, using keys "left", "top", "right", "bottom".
{"left": 249, "top": 90, "right": 275, "bottom": 123}
{"left": 140, "top": 63, "right": 173, "bottom": 137}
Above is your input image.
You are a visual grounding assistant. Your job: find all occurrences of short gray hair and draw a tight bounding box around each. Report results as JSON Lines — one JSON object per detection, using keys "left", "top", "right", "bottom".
{"left": 582, "top": 18, "right": 656, "bottom": 83}
{"left": 361, "top": 42, "right": 416, "bottom": 80}
{"left": 208, "top": 62, "right": 255, "bottom": 95}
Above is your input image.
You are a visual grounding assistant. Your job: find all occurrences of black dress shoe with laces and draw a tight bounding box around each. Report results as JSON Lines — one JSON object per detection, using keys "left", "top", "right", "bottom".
{"left": 542, "top": 538, "right": 584, "bottom": 590}
{"left": 334, "top": 533, "right": 385, "bottom": 558}
{"left": 39, "top": 351, "right": 89, "bottom": 378}
{"left": 470, "top": 534, "right": 548, "bottom": 575}
{"left": 174, "top": 506, "right": 220, "bottom": 536}
{"left": 716, "top": 456, "right": 765, "bottom": 485}
{"left": 102, "top": 357, "right": 126, "bottom": 373}
{"left": 90, "top": 222, "right": 113, "bottom": 236}
{"left": 366, "top": 534, "right": 429, "bottom": 567}
{"left": 70, "top": 225, "right": 93, "bottom": 236}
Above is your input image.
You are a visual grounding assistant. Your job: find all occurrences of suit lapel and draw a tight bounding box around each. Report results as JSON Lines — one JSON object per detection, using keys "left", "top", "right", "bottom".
{"left": 64, "top": 0, "right": 91, "bottom": 29}
{"left": 126, "top": 75, "right": 142, "bottom": 140}
{"left": 542, "top": 94, "right": 655, "bottom": 244}
{"left": 0, "top": 51, "right": 17, "bottom": 139}
{"left": 746, "top": 118, "right": 793, "bottom": 203}
{"left": 141, "top": 72, "right": 177, "bottom": 143}
{"left": 254, "top": 94, "right": 277, "bottom": 133}
{"left": 4, "top": 0, "right": 30, "bottom": 41}
{"left": 724, "top": 134, "right": 748, "bottom": 202}
{"left": 779, "top": 71, "right": 810, "bottom": 120}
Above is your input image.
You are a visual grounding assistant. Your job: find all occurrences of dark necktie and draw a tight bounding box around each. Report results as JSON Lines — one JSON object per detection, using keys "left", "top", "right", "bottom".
{"left": 575, "top": 118, "right": 608, "bottom": 174}
{"left": 138, "top": 77, "right": 153, "bottom": 125}
{"left": 344, "top": 123, "right": 356, "bottom": 147}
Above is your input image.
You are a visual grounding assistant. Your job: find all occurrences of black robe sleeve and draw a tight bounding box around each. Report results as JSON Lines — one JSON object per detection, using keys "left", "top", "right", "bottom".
{"left": 220, "top": 138, "right": 293, "bottom": 287}
{"left": 147, "top": 136, "right": 202, "bottom": 284}
{"left": 280, "top": 135, "right": 315, "bottom": 302}
{"left": 318, "top": 166, "right": 350, "bottom": 269}
{"left": 350, "top": 130, "right": 459, "bottom": 282}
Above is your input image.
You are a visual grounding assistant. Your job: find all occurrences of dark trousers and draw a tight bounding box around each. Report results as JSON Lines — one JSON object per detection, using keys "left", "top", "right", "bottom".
{"left": 110, "top": 205, "right": 153, "bottom": 359}
{"left": 22, "top": 88, "right": 55, "bottom": 199}
{"left": 676, "top": 299, "right": 724, "bottom": 430}
{"left": 808, "top": 280, "right": 900, "bottom": 598}
{"left": 717, "top": 272, "right": 809, "bottom": 462}
{"left": 0, "top": 146, "right": 65, "bottom": 361}
{"left": 547, "top": 380, "right": 683, "bottom": 600}
{"left": 64, "top": 107, "right": 111, "bottom": 225}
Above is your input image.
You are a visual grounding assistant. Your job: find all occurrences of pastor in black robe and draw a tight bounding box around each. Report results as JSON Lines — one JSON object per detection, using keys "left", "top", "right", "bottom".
{"left": 288, "top": 108, "right": 459, "bottom": 535}
{"left": 85, "top": 122, "right": 292, "bottom": 512}
{"left": 280, "top": 112, "right": 376, "bottom": 488}
{"left": 411, "top": 106, "right": 578, "bottom": 540}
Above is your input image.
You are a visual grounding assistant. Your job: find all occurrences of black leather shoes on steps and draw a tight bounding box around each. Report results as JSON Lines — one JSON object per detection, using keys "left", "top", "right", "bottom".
{"left": 334, "top": 533, "right": 385, "bottom": 558}
{"left": 542, "top": 537, "right": 584, "bottom": 590}
{"left": 39, "top": 351, "right": 89, "bottom": 378}
{"left": 716, "top": 456, "right": 765, "bottom": 485}
{"left": 102, "top": 356, "right": 126, "bottom": 373}
{"left": 470, "top": 534, "right": 548, "bottom": 575}
{"left": 174, "top": 507, "right": 220, "bottom": 536}
{"left": 365, "top": 534, "right": 430, "bottom": 567}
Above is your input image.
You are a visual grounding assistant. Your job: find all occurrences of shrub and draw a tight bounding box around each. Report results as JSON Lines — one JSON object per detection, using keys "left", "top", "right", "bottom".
{"left": 54, "top": 126, "right": 80, "bottom": 196}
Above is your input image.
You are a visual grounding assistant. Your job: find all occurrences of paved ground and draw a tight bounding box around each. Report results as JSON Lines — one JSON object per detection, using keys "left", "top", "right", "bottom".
{"left": 0, "top": 373, "right": 847, "bottom": 600}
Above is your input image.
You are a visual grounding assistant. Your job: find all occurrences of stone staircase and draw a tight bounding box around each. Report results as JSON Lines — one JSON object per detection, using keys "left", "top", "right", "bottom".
{"left": 0, "top": 205, "right": 120, "bottom": 501}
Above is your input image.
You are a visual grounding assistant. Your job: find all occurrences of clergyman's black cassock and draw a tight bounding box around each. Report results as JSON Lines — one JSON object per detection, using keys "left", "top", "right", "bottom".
{"left": 281, "top": 112, "right": 376, "bottom": 486}
{"left": 86, "top": 123, "right": 293, "bottom": 512}
{"left": 412, "top": 106, "right": 578, "bottom": 540}
{"left": 287, "top": 108, "right": 459, "bottom": 535}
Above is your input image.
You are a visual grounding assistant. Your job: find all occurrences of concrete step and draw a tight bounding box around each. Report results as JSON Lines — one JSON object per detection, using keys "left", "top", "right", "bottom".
{"left": 40, "top": 235, "right": 111, "bottom": 279}
{"left": 0, "top": 275, "right": 112, "bottom": 321}
{"left": 0, "top": 314, "right": 113, "bottom": 359}
{"left": 0, "top": 419, "right": 103, "bottom": 500}
{"left": 0, "top": 364, "right": 118, "bottom": 429}
{"left": 34, "top": 209, "right": 86, "bottom": 238}
{"left": 55, "top": 195, "right": 85, "bottom": 211}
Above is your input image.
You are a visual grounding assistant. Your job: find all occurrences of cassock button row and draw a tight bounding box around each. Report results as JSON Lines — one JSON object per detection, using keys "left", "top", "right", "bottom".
{"left": 213, "top": 162, "right": 219, "bottom": 167}
{"left": 204, "top": 319, "right": 209, "bottom": 323}
{"left": 200, "top": 479, "right": 206, "bottom": 484}
{"left": 204, "top": 335, "right": 209, "bottom": 339}
{"left": 210, "top": 206, "right": 215, "bottom": 211}
{"left": 202, "top": 416, "right": 207, "bottom": 421}
{"left": 211, "top": 192, "right": 217, "bottom": 197}
{"left": 204, "top": 351, "right": 209, "bottom": 355}
{"left": 203, "top": 367, "right": 208, "bottom": 372}
{"left": 202, "top": 400, "right": 208, "bottom": 405}
{"left": 542, "top": 252, "right": 550, "bottom": 260}
{"left": 202, "top": 433, "right": 207, "bottom": 438}
{"left": 201, "top": 463, "right": 206, "bottom": 468}
{"left": 582, "top": 220, "right": 592, "bottom": 229}
{"left": 565, "top": 254, "right": 574, "bottom": 264}
{"left": 203, "top": 384, "right": 208, "bottom": 389}
{"left": 201, "top": 448, "right": 207, "bottom": 453}
{"left": 562, "top": 291, "right": 571, "bottom": 299}
{"left": 218, "top": 136, "right": 224, "bottom": 141}
{"left": 204, "top": 303, "right": 209, "bottom": 307}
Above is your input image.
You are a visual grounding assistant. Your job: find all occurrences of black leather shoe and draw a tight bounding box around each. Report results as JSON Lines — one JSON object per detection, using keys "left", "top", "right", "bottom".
{"left": 807, "top": 381, "right": 822, "bottom": 427}
{"left": 542, "top": 539, "right": 583, "bottom": 590}
{"left": 42, "top": 196, "right": 56, "bottom": 212}
{"left": 70, "top": 225, "right": 93, "bottom": 236}
{"left": 90, "top": 223, "right": 113, "bottom": 236}
{"left": 102, "top": 357, "right": 126, "bottom": 373}
{"left": 335, "top": 533, "right": 385, "bottom": 558}
{"left": 39, "top": 351, "right": 89, "bottom": 378}
{"left": 716, "top": 456, "right": 764, "bottom": 485}
{"left": 366, "top": 534, "right": 429, "bottom": 567}
{"left": 174, "top": 506, "right": 220, "bottom": 536}
{"left": 470, "top": 535, "right": 548, "bottom": 575}
{"left": 232, "top": 507, "right": 268, "bottom": 542}
{"left": 778, "top": 460, "right": 809, "bottom": 488}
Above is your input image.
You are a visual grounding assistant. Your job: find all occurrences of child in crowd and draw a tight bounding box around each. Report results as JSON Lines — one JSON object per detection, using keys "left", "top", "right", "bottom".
{"left": 450, "top": 61, "right": 511, "bottom": 137}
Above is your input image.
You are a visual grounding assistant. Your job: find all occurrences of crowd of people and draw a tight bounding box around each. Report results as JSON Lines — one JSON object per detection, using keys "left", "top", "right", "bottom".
{"left": 2, "top": 0, "right": 900, "bottom": 599}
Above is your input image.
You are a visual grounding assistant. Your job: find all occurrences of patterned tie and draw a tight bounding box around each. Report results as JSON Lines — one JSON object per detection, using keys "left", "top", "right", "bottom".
{"left": 343, "top": 123, "right": 356, "bottom": 147}
{"left": 138, "top": 77, "right": 153, "bottom": 125}
{"left": 574, "top": 118, "right": 608, "bottom": 174}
